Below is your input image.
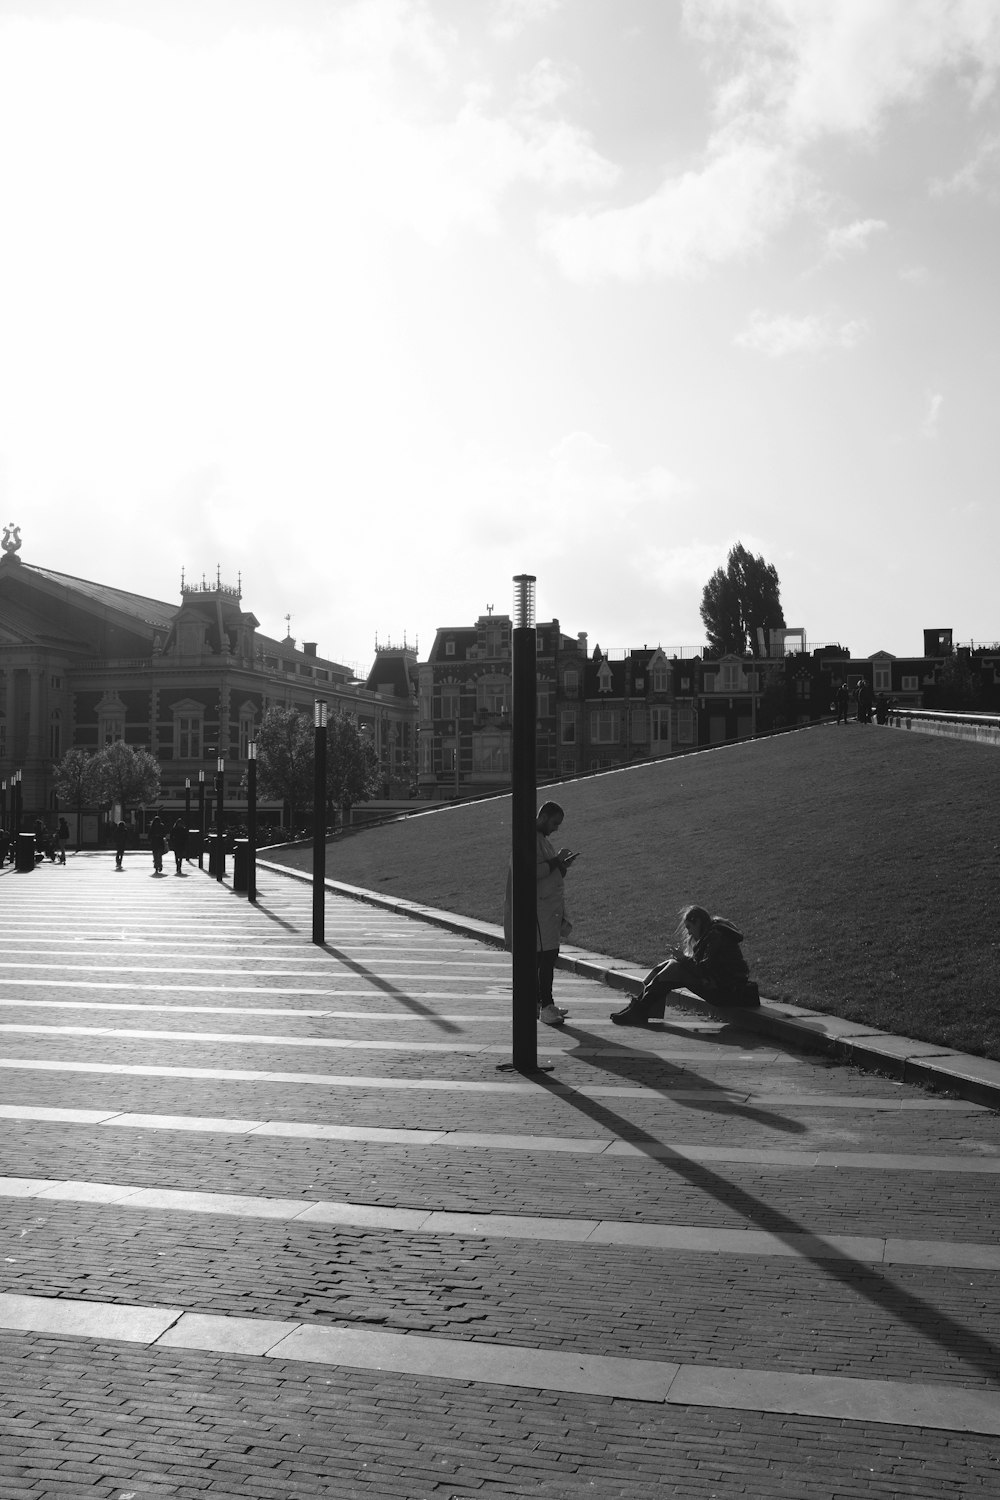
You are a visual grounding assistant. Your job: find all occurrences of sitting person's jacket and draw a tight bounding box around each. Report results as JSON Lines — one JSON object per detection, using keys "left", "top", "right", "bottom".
{"left": 692, "top": 919, "right": 750, "bottom": 997}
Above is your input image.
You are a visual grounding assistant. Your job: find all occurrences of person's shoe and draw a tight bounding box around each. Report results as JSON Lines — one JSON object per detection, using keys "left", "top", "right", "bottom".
{"left": 610, "top": 1003, "right": 648, "bottom": 1026}
{"left": 538, "top": 1004, "right": 567, "bottom": 1026}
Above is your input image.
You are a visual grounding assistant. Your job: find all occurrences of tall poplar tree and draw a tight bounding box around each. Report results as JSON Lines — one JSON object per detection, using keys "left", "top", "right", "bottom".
{"left": 700, "top": 542, "right": 785, "bottom": 656}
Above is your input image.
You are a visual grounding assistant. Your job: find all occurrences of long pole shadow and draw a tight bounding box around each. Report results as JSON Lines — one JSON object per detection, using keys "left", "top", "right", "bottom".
{"left": 533, "top": 1023, "right": 1000, "bottom": 1384}
{"left": 560, "top": 1019, "right": 809, "bottom": 1137}
{"left": 247, "top": 893, "right": 462, "bottom": 1034}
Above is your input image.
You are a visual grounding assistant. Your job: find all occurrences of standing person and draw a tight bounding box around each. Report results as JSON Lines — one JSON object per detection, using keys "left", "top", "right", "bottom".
{"left": 0, "top": 827, "right": 9, "bottom": 866}
{"left": 834, "top": 682, "right": 850, "bottom": 724}
{"left": 169, "top": 817, "right": 188, "bottom": 875}
{"left": 148, "top": 812, "right": 166, "bottom": 874}
{"left": 114, "top": 821, "right": 128, "bottom": 870}
{"left": 610, "top": 905, "right": 758, "bottom": 1026}
{"left": 56, "top": 816, "right": 69, "bottom": 864}
{"left": 856, "top": 678, "right": 872, "bottom": 724}
{"left": 505, "top": 801, "right": 579, "bottom": 1026}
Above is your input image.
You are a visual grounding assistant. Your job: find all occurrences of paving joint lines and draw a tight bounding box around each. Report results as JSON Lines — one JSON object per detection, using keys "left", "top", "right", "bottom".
{"left": 3, "top": 1289, "right": 999, "bottom": 1435}
{"left": 263, "top": 860, "right": 1000, "bottom": 1109}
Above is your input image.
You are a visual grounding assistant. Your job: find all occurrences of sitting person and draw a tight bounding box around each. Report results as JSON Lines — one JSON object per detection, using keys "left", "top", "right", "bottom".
{"left": 611, "top": 904, "right": 759, "bottom": 1026}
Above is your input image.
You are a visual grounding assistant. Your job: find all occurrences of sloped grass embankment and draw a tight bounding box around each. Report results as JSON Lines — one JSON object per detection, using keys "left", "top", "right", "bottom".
{"left": 268, "top": 726, "right": 1000, "bottom": 1061}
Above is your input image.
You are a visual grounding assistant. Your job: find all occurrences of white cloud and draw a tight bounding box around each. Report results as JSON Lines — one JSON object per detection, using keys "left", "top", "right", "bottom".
{"left": 922, "top": 391, "right": 944, "bottom": 437}
{"left": 735, "top": 310, "right": 869, "bottom": 357}
{"left": 542, "top": 0, "right": 1000, "bottom": 282}
{"left": 491, "top": 0, "right": 564, "bottom": 42}
{"left": 931, "top": 131, "right": 1000, "bottom": 196}
{"left": 541, "top": 140, "right": 802, "bottom": 282}
{"left": 825, "top": 217, "right": 888, "bottom": 256}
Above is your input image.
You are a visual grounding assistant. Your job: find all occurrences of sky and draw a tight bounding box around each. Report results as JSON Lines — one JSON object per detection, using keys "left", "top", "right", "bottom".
{"left": 1, "top": 0, "right": 998, "bottom": 674}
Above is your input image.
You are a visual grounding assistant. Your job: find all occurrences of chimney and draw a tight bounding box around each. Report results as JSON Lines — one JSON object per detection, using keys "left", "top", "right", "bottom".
{"left": 303, "top": 642, "right": 318, "bottom": 658}
{"left": 576, "top": 633, "right": 587, "bottom": 655}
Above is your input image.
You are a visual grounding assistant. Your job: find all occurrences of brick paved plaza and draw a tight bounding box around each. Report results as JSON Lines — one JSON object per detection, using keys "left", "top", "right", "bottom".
{"left": 2, "top": 853, "right": 999, "bottom": 1498}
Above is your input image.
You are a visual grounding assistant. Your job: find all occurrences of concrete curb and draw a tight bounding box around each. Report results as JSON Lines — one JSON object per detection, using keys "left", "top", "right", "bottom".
{"left": 257, "top": 860, "right": 1000, "bottom": 1111}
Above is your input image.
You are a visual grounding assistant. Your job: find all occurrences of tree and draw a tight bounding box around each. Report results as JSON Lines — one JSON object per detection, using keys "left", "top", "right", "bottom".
{"left": 254, "top": 705, "right": 315, "bottom": 830}
{"left": 52, "top": 748, "right": 104, "bottom": 848}
{"left": 93, "top": 741, "right": 161, "bottom": 819}
{"left": 326, "top": 711, "right": 381, "bottom": 817}
{"left": 700, "top": 542, "right": 785, "bottom": 657}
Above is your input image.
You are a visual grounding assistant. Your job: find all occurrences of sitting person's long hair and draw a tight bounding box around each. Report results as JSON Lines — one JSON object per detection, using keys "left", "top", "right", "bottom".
{"left": 675, "top": 904, "right": 711, "bottom": 955}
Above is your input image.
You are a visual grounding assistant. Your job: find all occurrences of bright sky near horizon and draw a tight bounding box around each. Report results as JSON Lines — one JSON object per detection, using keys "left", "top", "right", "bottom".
{"left": 1, "top": 0, "right": 998, "bottom": 674}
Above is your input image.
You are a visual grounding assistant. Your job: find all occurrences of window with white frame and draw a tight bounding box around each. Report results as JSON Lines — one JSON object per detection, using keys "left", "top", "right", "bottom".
{"left": 445, "top": 640, "right": 455, "bottom": 656}
{"left": 597, "top": 662, "right": 613, "bottom": 693}
{"left": 560, "top": 711, "right": 576, "bottom": 743}
{"left": 473, "top": 734, "right": 508, "bottom": 773}
{"left": 650, "top": 706, "right": 669, "bottom": 742}
{"left": 171, "top": 700, "right": 204, "bottom": 760}
{"left": 721, "top": 663, "right": 741, "bottom": 691}
{"left": 652, "top": 665, "right": 668, "bottom": 692}
{"left": 874, "top": 667, "right": 891, "bottom": 691}
{"left": 675, "top": 708, "right": 695, "bottom": 743}
{"left": 563, "top": 669, "right": 579, "bottom": 695}
{"left": 477, "top": 677, "right": 509, "bottom": 715}
{"left": 902, "top": 675, "right": 918, "bottom": 691}
{"left": 440, "top": 687, "right": 462, "bottom": 720}
{"left": 536, "top": 684, "right": 553, "bottom": 717}
{"left": 238, "top": 706, "right": 257, "bottom": 761}
{"left": 97, "top": 694, "right": 126, "bottom": 746}
{"left": 590, "top": 710, "right": 619, "bottom": 744}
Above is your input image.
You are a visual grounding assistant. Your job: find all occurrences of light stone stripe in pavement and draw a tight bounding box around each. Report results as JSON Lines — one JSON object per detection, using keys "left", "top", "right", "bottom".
{"left": 2, "top": 1102, "right": 997, "bottom": 1171}
{"left": 1, "top": 1289, "right": 997, "bottom": 1435}
{"left": 4, "top": 1173, "right": 998, "bottom": 1268}
{"left": 0, "top": 1022, "right": 775, "bottom": 1058}
{"left": 1, "top": 1055, "right": 983, "bottom": 1107}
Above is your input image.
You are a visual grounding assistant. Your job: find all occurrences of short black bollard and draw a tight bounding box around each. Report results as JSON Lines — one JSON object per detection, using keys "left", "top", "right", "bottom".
{"left": 15, "top": 832, "right": 36, "bottom": 872}
{"left": 206, "top": 834, "right": 222, "bottom": 879}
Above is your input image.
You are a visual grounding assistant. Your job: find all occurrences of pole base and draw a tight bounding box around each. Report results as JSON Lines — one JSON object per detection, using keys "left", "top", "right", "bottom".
{"left": 496, "top": 1061, "right": 556, "bottom": 1074}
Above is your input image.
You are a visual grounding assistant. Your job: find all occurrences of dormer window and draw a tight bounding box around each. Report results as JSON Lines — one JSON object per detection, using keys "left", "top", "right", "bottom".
{"left": 597, "top": 661, "right": 614, "bottom": 694}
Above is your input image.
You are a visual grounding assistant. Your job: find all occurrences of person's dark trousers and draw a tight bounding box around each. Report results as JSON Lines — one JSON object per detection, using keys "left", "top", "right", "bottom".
{"left": 537, "top": 950, "right": 558, "bottom": 1008}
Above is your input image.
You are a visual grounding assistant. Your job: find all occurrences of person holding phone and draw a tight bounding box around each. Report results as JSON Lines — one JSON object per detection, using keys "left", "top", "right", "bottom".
{"left": 503, "top": 799, "right": 579, "bottom": 1025}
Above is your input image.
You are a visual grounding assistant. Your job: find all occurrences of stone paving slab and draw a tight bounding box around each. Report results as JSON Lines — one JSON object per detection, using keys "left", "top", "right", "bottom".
{"left": 3, "top": 855, "right": 1000, "bottom": 1497}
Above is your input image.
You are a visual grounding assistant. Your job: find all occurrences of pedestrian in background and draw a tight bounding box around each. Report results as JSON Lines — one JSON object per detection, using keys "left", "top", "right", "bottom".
{"left": 114, "top": 821, "right": 128, "bottom": 870}
{"left": 169, "top": 817, "right": 188, "bottom": 875}
{"left": 148, "top": 812, "right": 166, "bottom": 874}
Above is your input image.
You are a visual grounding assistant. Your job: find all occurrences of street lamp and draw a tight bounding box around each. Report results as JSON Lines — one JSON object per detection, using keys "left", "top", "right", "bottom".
{"left": 508, "top": 574, "right": 546, "bottom": 1075}
{"left": 185, "top": 778, "right": 192, "bottom": 826}
{"left": 214, "top": 755, "right": 225, "bottom": 881}
{"left": 197, "top": 770, "right": 206, "bottom": 869}
{"left": 247, "top": 739, "right": 257, "bottom": 904}
{"left": 312, "top": 700, "right": 327, "bottom": 945}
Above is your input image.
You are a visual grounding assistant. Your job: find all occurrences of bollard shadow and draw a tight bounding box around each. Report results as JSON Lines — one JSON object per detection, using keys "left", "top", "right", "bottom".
{"left": 529, "top": 1030, "right": 1000, "bottom": 1384}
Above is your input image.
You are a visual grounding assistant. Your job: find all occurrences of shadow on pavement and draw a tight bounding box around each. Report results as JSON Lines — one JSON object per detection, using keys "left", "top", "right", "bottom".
{"left": 531, "top": 1026, "right": 1000, "bottom": 1385}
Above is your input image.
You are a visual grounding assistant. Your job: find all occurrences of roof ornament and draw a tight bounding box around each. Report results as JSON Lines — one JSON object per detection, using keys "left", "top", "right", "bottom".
{"left": 2, "top": 522, "right": 22, "bottom": 555}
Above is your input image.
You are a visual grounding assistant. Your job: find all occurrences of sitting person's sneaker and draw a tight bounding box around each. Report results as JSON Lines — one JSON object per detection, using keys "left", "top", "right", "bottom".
{"left": 538, "top": 1004, "right": 567, "bottom": 1026}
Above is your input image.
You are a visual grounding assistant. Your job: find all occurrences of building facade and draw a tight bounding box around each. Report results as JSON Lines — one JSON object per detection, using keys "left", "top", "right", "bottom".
{"left": 0, "top": 542, "right": 416, "bottom": 834}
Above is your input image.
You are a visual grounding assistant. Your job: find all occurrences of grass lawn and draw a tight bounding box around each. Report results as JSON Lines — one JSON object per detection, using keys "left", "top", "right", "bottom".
{"left": 266, "top": 724, "right": 1000, "bottom": 1060}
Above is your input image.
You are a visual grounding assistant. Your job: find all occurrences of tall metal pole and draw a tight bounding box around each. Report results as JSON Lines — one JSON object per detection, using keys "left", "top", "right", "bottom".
{"left": 197, "top": 772, "right": 205, "bottom": 869}
{"left": 215, "top": 756, "right": 225, "bottom": 881}
{"left": 312, "top": 700, "right": 327, "bottom": 945}
{"left": 247, "top": 740, "right": 257, "bottom": 904}
{"left": 185, "top": 778, "right": 192, "bottom": 826}
{"left": 510, "top": 575, "right": 538, "bottom": 1073}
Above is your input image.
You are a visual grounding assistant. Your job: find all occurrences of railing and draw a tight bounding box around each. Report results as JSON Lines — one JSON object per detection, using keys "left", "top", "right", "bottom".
{"left": 888, "top": 707, "right": 1000, "bottom": 747}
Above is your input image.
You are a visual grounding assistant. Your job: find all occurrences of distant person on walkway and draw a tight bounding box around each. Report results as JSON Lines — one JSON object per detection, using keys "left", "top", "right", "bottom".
{"left": 148, "top": 813, "right": 166, "bottom": 874}
{"left": 114, "top": 821, "right": 128, "bottom": 870}
{"left": 504, "top": 800, "right": 578, "bottom": 1026}
{"left": 875, "top": 693, "right": 890, "bottom": 725}
{"left": 835, "top": 682, "right": 850, "bottom": 724}
{"left": 56, "top": 816, "right": 69, "bottom": 864}
{"left": 856, "top": 678, "right": 873, "bottom": 724}
{"left": 0, "top": 827, "right": 9, "bottom": 866}
{"left": 611, "top": 905, "right": 759, "bottom": 1026}
{"left": 169, "top": 817, "right": 188, "bottom": 875}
